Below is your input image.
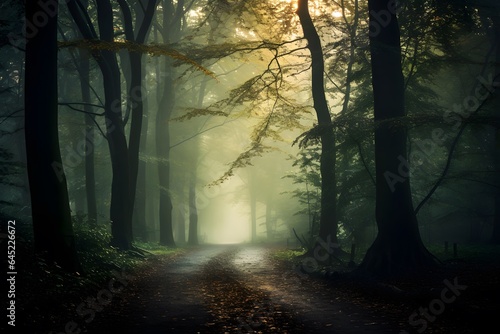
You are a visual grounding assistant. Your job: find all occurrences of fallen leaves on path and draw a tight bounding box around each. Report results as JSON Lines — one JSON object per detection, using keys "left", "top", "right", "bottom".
{"left": 198, "top": 248, "right": 306, "bottom": 333}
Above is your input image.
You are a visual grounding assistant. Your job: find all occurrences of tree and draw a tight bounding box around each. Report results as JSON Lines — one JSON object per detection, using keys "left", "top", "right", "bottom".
{"left": 296, "top": 0, "right": 339, "bottom": 248}
{"left": 156, "top": 0, "right": 186, "bottom": 247}
{"left": 25, "top": 0, "right": 81, "bottom": 271}
{"left": 358, "top": 0, "right": 436, "bottom": 276}
{"left": 117, "top": 0, "right": 158, "bottom": 241}
{"left": 67, "top": 0, "right": 158, "bottom": 249}
{"left": 78, "top": 48, "right": 98, "bottom": 225}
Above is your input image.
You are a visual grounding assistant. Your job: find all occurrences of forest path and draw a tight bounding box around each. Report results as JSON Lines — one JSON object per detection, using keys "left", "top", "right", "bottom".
{"left": 228, "top": 245, "right": 399, "bottom": 333}
{"left": 83, "top": 244, "right": 401, "bottom": 333}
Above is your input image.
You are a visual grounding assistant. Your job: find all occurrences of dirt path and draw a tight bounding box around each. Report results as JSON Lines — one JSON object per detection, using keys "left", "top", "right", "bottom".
{"left": 229, "top": 246, "right": 399, "bottom": 333}
{"left": 80, "top": 245, "right": 402, "bottom": 333}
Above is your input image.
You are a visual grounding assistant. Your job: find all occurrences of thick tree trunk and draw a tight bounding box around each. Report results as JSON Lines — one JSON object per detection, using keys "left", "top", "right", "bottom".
{"left": 155, "top": 0, "right": 183, "bottom": 247}
{"left": 490, "top": 14, "right": 500, "bottom": 244}
{"left": 297, "top": 0, "right": 338, "bottom": 246}
{"left": 25, "top": 0, "right": 81, "bottom": 272}
{"left": 359, "top": 0, "right": 436, "bottom": 276}
{"left": 116, "top": 0, "right": 157, "bottom": 243}
{"left": 133, "top": 96, "right": 148, "bottom": 241}
{"left": 67, "top": 0, "right": 133, "bottom": 249}
{"left": 104, "top": 69, "right": 132, "bottom": 250}
{"left": 118, "top": 0, "right": 157, "bottom": 242}
{"left": 98, "top": 1, "right": 133, "bottom": 250}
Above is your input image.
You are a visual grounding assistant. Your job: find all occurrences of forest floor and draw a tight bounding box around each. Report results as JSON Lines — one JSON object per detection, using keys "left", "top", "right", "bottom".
{"left": 12, "top": 243, "right": 500, "bottom": 333}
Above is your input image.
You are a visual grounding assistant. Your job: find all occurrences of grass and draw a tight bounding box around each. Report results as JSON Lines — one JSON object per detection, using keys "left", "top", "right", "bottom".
{"left": 271, "top": 239, "right": 500, "bottom": 277}
{"left": 271, "top": 248, "right": 306, "bottom": 262}
{"left": 133, "top": 240, "right": 184, "bottom": 256}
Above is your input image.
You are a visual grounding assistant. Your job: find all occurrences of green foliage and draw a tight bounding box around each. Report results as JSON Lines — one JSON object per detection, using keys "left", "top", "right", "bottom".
{"left": 17, "top": 218, "right": 180, "bottom": 298}
{"left": 171, "top": 108, "right": 228, "bottom": 122}
{"left": 133, "top": 240, "right": 182, "bottom": 256}
{"left": 58, "top": 39, "right": 215, "bottom": 78}
{"left": 271, "top": 249, "right": 306, "bottom": 262}
{"left": 72, "top": 222, "right": 140, "bottom": 278}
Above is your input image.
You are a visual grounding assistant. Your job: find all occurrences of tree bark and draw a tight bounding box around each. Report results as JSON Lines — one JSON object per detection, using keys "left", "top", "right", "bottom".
{"left": 490, "top": 12, "right": 500, "bottom": 244}
{"left": 25, "top": 0, "right": 81, "bottom": 272}
{"left": 98, "top": 0, "right": 133, "bottom": 249}
{"left": 79, "top": 49, "right": 97, "bottom": 225}
{"left": 187, "top": 75, "right": 209, "bottom": 246}
{"left": 358, "top": 0, "right": 436, "bottom": 276}
{"left": 156, "top": 71, "right": 176, "bottom": 247}
{"left": 188, "top": 179, "right": 199, "bottom": 245}
{"left": 118, "top": 0, "right": 157, "bottom": 241}
{"left": 68, "top": 0, "right": 133, "bottom": 249}
{"left": 297, "top": 0, "right": 338, "bottom": 246}
{"left": 155, "top": 0, "right": 184, "bottom": 247}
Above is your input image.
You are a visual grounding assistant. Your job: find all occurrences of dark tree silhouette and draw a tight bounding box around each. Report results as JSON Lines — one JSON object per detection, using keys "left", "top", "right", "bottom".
{"left": 296, "top": 0, "right": 338, "bottom": 247}
{"left": 67, "top": 0, "right": 132, "bottom": 249}
{"left": 117, "top": 0, "right": 158, "bottom": 241}
{"left": 358, "top": 0, "right": 436, "bottom": 276}
{"left": 156, "top": 0, "right": 185, "bottom": 247}
{"left": 24, "top": 0, "right": 81, "bottom": 271}
{"left": 78, "top": 48, "right": 97, "bottom": 225}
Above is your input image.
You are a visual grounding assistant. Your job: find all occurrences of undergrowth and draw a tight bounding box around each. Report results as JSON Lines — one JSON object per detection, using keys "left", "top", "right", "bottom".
{"left": 14, "top": 217, "right": 181, "bottom": 332}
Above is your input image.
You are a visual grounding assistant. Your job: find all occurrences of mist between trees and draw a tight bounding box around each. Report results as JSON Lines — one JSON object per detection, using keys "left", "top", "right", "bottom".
{"left": 0, "top": 0, "right": 499, "bottom": 277}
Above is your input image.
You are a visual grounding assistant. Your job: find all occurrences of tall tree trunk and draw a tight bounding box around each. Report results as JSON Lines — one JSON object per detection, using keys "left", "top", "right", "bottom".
{"left": 250, "top": 188, "right": 257, "bottom": 243}
{"left": 155, "top": 0, "right": 183, "bottom": 247}
{"left": 359, "top": 0, "right": 436, "bottom": 276}
{"left": 118, "top": 0, "right": 158, "bottom": 241}
{"left": 188, "top": 178, "right": 198, "bottom": 245}
{"left": 68, "top": 0, "right": 133, "bottom": 249}
{"left": 25, "top": 0, "right": 81, "bottom": 272}
{"left": 490, "top": 13, "right": 500, "bottom": 244}
{"left": 98, "top": 0, "right": 133, "bottom": 249}
{"left": 156, "top": 71, "right": 176, "bottom": 246}
{"left": 79, "top": 49, "right": 97, "bottom": 225}
{"left": 297, "top": 0, "right": 338, "bottom": 246}
{"left": 133, "top": 94, "right": 148, "bottom": 240}
{"left": 265, "top": 200, "right": 273, "bottom": 240}
{"left": 187, "top": 74, "right": 209, "bottom": 246}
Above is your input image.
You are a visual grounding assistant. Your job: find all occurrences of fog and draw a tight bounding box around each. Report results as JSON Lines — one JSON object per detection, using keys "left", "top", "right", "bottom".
{"left": 1, "top": 0, "right": 499, "bottom": 262}
{"left": 2, "top": 1, "right": 500, "bottom": 333}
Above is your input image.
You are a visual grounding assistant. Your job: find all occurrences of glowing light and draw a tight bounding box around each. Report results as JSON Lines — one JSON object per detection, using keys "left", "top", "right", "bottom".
{"left": 332, "top": 10, "right": 343, "bottom": 18}
{"left": 202, "top": 199, "right": 250, "bottom": 245}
